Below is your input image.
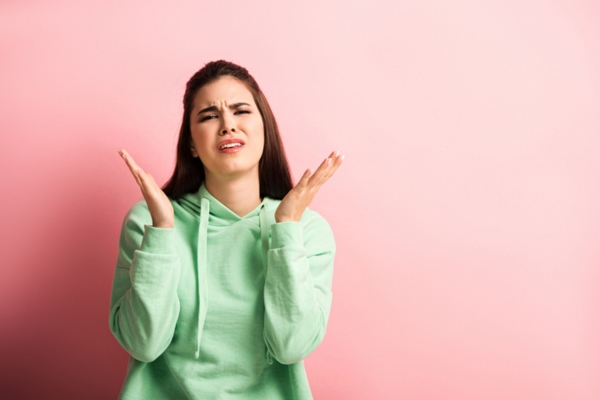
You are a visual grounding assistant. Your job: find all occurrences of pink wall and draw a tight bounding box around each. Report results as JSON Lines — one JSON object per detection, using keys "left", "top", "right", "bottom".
{"left": 2, "top": 0, "right": 599, "bottom": 398}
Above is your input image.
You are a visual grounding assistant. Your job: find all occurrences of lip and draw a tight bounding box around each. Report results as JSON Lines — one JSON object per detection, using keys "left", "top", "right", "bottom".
{"left": 217, "top": 138, "right": 245, "bottom": 153}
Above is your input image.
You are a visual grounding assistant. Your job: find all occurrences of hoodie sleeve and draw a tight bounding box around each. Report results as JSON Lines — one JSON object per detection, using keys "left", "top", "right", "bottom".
{"left": 263, "top": 210, "right": 336, "bottom": 365}
{"left": 109, "top": 201, "right": 181, "bottom": 363}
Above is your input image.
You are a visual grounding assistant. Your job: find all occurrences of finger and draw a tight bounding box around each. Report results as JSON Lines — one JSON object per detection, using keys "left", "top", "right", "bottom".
{"left": 119, "top": 148, "right": 143, "bottom": 186}
{"left": 135, "top": 168, "right": 145, "bottom": 190}
{"left": 308, "top": 155, "right": 336, "bottom": 186}
{"left": 327, "top": 151, "right": 344, "bottom": 171}
{"left": 297, "top": 169, "right": 311, "bottom": 188}
{"left": 329, "top": 151, "right": 344, "bottom": 167}
{"left": 323, "top": 154, "right": 343, "bottom": 181}
{"left": 137, "top": 169, "right": 162, "bottom": 196}
{"left": 324, "top": 150, "right": 341, "bottom": 162}
{"left": 330, "top": 152, "right": 344, "bottom": 170}
{"left": 119, "top": 148, "right": 142, "bottom": 173}
{"left": 310, "top": 152, "right": 344, "bottom": 186}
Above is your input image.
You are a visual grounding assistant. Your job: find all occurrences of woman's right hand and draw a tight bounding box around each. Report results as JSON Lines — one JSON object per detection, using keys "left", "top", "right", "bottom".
{"left": 119, "top": 149, "right": 174, "bottom": 228}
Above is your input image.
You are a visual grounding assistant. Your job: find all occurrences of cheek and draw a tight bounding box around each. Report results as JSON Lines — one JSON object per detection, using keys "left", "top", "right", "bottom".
{"left": 252, "top": 120, "right": 265, "bottom": 146}
{"left": 191, "top": 129, "right": 210, "bottom": 149}
{"left": 255, "top": 127, "right": 265, "bottom": 153}
{"left": 190, "top": 137, "right": 211, "bottom": 161}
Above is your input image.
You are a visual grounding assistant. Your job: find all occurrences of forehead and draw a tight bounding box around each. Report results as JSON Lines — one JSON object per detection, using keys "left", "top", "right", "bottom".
{"left": 193, "top": 76, "right": 255, "bottom": 108}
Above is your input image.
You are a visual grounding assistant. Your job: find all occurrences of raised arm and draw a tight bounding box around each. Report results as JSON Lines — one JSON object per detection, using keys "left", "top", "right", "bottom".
{"left": 263, "top": 151, "right": 343, "bottom": 364}
{"left": 109, "top": 149, "right": 180, "bottom": 362}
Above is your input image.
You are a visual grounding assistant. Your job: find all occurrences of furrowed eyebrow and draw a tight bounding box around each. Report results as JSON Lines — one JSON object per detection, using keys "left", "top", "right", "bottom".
{"left": 197, "top": 102, "right": 251, "bottom": 115}
{"left": 230, "top": 102, "right": 251, "bottom": 109}
{"left": 197, "top": 105, "right": 218, "bottom": 115}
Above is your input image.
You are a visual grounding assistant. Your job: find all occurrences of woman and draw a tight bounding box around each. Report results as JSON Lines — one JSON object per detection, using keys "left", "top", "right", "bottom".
{"left": 109, "top": 60, "right": 343, "bottom": 399}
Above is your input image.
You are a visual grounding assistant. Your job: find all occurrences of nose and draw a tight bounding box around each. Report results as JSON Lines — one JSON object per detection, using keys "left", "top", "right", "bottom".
{"left": 219, "top": 112, "right": 236, "bottom": 136}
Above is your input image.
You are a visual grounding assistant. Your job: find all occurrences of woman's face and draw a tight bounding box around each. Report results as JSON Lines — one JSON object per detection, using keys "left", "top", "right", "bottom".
{"left": 190, "top": 76, "right": 264, "bottom": 182}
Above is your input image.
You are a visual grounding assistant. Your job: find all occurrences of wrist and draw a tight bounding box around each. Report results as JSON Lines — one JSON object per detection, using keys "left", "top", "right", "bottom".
{"left": 152, "top": 219, "right": 174, "bottom": 229}
{"left": 275, "top": 214, "right": 300, "bottom": 223}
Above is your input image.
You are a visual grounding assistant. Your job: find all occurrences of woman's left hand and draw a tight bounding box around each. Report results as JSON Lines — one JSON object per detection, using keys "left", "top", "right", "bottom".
{"left": 275, "top": 151, "right": 344, "bottom": 223}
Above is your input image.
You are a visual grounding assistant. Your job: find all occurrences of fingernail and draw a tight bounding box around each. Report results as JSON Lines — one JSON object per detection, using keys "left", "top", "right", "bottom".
{"left": 341, "top": 155, "right": 345, "bottom": 161}
{"left": 335, "top": 150, "right": 340, "bottom": 157}
{"left": 326, "top": 158, "right": 332, "bottom": 165}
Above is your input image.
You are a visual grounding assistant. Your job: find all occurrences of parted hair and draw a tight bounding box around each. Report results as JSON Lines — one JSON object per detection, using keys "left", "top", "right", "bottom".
{"left": 162, "top": 60, "right": 293, "bottom": 200}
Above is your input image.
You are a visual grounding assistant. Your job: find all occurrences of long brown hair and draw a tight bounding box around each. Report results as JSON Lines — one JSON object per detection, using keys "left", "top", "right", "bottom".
{"left": 162, "top": 60, "right": 293, "bottom": 200}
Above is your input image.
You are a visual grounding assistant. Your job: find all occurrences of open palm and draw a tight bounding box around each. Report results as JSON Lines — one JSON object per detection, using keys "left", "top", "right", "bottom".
{"left": 119, "top": 149, "right": 174, "bottom": 228}
{"left": 275, "top": 151, "right": 344, "bottom": 223}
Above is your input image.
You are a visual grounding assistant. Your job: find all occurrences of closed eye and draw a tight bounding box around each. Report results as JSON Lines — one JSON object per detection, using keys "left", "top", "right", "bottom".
{"left": 234, "top": 109, "right": 251, "bottom": 115}
{"left": 199, "top": 114, "right": 217, "bottom": 122}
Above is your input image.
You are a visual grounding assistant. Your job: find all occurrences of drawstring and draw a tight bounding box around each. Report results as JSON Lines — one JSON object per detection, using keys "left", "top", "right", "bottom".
{"left": 259, "top": 205, "right": 274, "bottom": 365}
{"left": 195, "top": 198, "right": 210, "bottom": 359}
{"left": 259, "top": 205, "right": 269, "bottom": 266}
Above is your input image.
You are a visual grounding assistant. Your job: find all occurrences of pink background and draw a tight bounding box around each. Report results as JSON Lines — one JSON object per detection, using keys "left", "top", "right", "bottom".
{"left": 2, "top": 0, "right": 599, "bottom": 398}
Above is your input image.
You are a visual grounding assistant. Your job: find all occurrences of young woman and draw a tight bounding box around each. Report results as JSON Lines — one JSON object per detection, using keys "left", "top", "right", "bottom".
{"left": 110, "top": 60, "right": 343, "bottom": 399}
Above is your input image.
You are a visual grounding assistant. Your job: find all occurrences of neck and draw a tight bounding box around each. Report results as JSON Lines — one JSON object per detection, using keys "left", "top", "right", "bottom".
{"left": 204, "top": 171, "right": 261, "bottom": 218}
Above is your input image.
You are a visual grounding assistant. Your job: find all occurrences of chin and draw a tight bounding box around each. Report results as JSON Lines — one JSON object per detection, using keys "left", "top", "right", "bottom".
{"left": 210, "top": 163, "right": 260, "bottom": 180}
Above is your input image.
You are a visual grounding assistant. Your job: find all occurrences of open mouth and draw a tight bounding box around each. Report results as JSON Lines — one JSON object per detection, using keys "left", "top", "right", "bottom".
{"left": 219, "top": 142, "right": 243, "bottom": 150}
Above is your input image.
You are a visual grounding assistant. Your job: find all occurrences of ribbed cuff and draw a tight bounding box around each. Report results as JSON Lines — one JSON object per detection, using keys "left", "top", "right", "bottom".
{"left": 139, "top": 225, "right": 176, "bottom": 255}
{"left": 270, "top": 222, "right": 304, "bottom": 249}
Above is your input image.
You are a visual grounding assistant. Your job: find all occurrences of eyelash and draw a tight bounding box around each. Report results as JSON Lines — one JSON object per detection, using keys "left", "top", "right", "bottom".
{"left": 199, "top": 110, "right": 250, "bottom": 122}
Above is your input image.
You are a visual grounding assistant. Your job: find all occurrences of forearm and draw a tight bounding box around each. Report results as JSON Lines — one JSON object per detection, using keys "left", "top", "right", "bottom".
{"left": 263, "top": 221, "right": 334, "bottom": 365}
{"left": 109, "top": 225, "right": 181, "bottom": 362}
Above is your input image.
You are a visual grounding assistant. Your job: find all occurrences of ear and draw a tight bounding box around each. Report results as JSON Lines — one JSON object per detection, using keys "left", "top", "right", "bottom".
{"left": 190, "top": 142, "right": 199, "bottom": 158}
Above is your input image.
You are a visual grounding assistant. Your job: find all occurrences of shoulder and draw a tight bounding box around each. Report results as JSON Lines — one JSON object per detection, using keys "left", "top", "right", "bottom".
{"left": 118, "top": 200, "right": 154, "bottom": 248}
{"left": 117, "top": 200, "right": 151, "bottom": 262}
{"left": 300, "top": 208, "right": 332, "bottom": 235}
{"left": 263, "top": 198, "right": 333, "bottom": 236}
{"left": 300, "top": 208, "right": 335, "bottom": 252}
{"left": 122, "top": 199, "right": 152, "bottom": 230}
{"left": 263, "top": 198, "right": 335, "bottom": 251}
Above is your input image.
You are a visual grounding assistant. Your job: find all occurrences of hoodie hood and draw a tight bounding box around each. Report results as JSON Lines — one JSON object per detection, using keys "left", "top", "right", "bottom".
{"left": 179, "top": 183, "right": 280, "bottom": 224}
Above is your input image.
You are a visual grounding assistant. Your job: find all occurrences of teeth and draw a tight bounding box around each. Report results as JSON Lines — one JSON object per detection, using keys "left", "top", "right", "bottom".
{"left": 220, "top": 143, "right": 242, "bottom": 150}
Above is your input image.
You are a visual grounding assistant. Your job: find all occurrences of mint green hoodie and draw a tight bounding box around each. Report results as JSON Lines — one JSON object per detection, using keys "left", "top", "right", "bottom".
{"left": 109, "top": 183, "right": 335, "bottom": 399}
